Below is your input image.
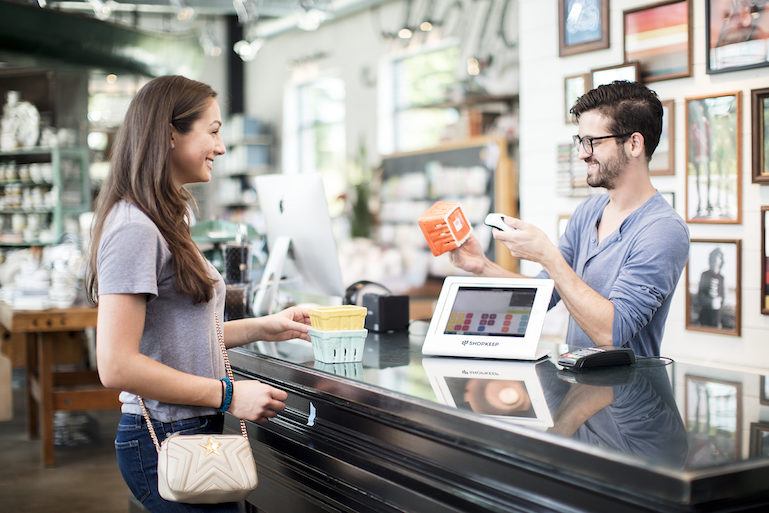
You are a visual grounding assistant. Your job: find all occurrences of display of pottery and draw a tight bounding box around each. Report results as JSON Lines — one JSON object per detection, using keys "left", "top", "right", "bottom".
{"left": 0, "top": 91, "right": 40, "bottom": 151}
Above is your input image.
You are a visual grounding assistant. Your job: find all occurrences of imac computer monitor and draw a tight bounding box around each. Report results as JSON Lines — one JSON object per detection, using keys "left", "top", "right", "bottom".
{"left": 254, "top": 173, "right": 345, "bottom": 312}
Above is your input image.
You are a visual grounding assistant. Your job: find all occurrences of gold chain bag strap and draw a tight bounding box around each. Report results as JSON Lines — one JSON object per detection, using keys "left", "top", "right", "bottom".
{"left": 138, "top": 312, "right": 258, "bottom": 504}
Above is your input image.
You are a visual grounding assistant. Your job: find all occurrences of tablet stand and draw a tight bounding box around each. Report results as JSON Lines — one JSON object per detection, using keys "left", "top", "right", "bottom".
{"left": 252, "top": 236, "right": 291, "bottom": 315}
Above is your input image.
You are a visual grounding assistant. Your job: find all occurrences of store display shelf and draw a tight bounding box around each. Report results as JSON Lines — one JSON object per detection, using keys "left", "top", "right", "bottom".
{"left": 0, "top": 207, "right": 54, "bottom": 214}
{"left": 222, "top": 202, "right": 258, "bottom": 209}
{"left": 226, "top": 136, "right": 273, "bottom": 147}
{"left": 0, "top": 146, "right": 85, "bottom": 158}
{"left": 0, "top": 240, "right": 53, "bottom": 247}
{"left": 426, "top": 93, "right": 518, "bottom": 110}
{"left": 219, "top": 166, "right": 273, "bottom": 177}
{"left": 0, "top": 180, "right": 53, "bottom": 187}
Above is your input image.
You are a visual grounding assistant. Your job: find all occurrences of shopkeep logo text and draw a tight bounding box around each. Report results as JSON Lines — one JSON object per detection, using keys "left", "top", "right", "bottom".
{"left": 461, "top": 340, "right": 499, "bottom": 347}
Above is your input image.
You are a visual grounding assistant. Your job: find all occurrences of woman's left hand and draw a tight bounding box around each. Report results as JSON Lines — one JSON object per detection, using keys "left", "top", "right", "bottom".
{"left": 258, "top": 306, "right": 312, "bottom": 342}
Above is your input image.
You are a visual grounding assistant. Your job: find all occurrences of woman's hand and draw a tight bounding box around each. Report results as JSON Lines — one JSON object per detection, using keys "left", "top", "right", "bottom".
{"left": 228, "top": 380, "right": 288, "bottom": 423}
{"left": 258, "top": 306, "right": 312, "bottom": 342}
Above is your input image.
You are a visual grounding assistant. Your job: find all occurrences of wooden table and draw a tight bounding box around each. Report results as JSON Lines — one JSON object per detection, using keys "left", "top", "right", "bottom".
{"left": 0, "top": 302, "right": 119, "bottom": 466}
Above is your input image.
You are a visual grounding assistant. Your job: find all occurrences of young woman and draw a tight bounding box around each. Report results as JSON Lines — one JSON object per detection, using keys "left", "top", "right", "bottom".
{"left": 87, "top": 75, "right": 311, "bottom": 513}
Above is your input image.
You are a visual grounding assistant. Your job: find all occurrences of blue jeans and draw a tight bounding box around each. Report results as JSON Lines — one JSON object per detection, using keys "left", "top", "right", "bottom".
{"left": 115, "top": 413, "right": 242, "bottom": 513}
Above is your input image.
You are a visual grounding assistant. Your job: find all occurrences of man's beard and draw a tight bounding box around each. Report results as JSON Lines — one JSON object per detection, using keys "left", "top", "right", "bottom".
{"left": 585, "top": 148, "right": 627, "bottom": 190}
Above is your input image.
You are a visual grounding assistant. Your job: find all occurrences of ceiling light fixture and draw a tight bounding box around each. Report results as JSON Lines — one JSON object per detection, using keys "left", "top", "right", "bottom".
{"left": 233, "top": 38, "right": 263, "bottom": 61}
{"left": 297, "top": 8, "right": 327, "bottom": 31}
{"left": 233, "top": 0, "right": 260, "bottom": 24}
{"left": 419, "top": 20, "right": 433, "bottom": 32}
{"left": 169, "top": 0, "right": 195, "bottom": 22}
{"left": 199, "top": 25, "right": 223, "bottom": 58}
{"left": 466, "top": 57, "right": 480, "bottom": 76}
{"left": 88, "top": 0, "right": 114, "bottom": 21}
{"left": 398, "top": 27, "right": 413, "bottom": 39}
{"left": 297, "top": 0, "right": 328, "bottom": 32}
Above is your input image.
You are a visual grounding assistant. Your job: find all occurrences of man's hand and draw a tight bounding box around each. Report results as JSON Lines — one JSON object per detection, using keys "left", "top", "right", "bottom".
{"left": 449, "top": 235, "right": 490, "bottom": 274}
{"left": 258, "top": 306, "right": 311, "bottom": 342}
{"left": 491, "top": 217, "right": 559, "bottom": 268}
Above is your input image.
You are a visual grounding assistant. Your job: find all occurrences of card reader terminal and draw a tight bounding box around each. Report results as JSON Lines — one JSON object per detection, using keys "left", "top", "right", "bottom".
{"left": 558, "top": 346, "right": 636, "bottom": 371}
{"left": 484, "top": 213, "right": 516, "bottom": 232}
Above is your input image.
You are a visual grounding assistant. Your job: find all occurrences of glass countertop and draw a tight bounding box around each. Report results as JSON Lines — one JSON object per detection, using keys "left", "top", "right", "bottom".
{"left": 236, "top": 331, "right": 769, "bottom": 478}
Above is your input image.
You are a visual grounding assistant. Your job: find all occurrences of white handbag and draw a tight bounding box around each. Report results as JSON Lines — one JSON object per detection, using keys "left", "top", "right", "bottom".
{"left": 138, "top": 313, "right": 258, "bottom": 504}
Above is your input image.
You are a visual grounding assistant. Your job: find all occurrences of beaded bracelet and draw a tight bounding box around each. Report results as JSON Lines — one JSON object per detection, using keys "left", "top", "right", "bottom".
{"left": 219, "top": 376, "right": 233, "bottom": 413}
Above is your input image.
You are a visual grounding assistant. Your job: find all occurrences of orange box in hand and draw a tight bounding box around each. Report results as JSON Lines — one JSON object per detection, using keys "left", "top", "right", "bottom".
{"left": 418, "top": 201, "right": 472, "bottom": 256}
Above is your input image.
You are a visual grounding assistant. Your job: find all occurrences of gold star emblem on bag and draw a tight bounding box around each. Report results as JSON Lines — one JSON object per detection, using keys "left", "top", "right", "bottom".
{"left": 200, "top": 437, "right": 222, "bottom": 456}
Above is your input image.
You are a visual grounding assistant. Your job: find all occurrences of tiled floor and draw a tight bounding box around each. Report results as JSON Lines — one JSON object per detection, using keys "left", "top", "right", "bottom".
{"left": 0, "top": 372, "right": 131, "bottom": 513}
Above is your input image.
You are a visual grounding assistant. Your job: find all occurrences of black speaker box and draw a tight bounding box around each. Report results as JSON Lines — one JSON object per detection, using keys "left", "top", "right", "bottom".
{"left": 362, "top": 293, "right": 409, "bottom": 333}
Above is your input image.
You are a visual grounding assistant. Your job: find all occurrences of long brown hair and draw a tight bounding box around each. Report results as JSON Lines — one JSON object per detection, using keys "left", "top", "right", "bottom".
{"left": 86, "top": 75, "right": 217, "bottom": 304}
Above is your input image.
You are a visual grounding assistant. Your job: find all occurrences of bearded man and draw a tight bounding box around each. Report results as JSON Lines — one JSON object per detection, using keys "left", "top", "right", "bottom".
{"left": 450, "top": 81, "right": 689, "bottom": 357}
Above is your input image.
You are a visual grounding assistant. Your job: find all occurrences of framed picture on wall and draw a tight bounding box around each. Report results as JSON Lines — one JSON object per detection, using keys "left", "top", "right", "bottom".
{"left": 706, "top": 0, "right": 769, "bottom": 74}
{"left": 762, "top": 206, "right": 769, "bottom": 315}
{"left": 591, "top": 62, "right": 639, "bottom": 88}
{"left": 751, "top": 88, "right": 769, "bottom": 184}
{"left": 685, "top": 375, "right": 742, "bottom": 465}
{"left": 556, "top": 142, "right": 593, "bottom": 197}
{"left": 760, "top": 376, "right": 769, "bottom": 406}
{"left": 660, "top": 191, "right": 676, "bottom": 209}
{"left": 685, "top": 92, "right": 742, "bottom": 224}
{"left": 750, "top": 422, "right": 769, "bottom": 458}
{"left": 558, "top": 0, "right": 610, "bottom": 57}
{"left": 624, "top": 0, "right": 692, "bottom": 83}
{"left": 686, "top": 239, "right": 741, "bottom": 336}
{"left": 650, "top": 100, "right": 675, "bottom": 175}
{"left": 564, "top": 74, "right": 589, "bottom": 123}
{"left": 759, "top": 206, "right": 769, "bottom": 315}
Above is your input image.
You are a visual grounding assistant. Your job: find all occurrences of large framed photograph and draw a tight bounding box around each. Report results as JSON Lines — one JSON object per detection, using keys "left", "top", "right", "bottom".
{"left": 650, "top": 99, "right": 675, "bottom": 175}
{"left": 558, "top": 0, "right": 610, "bottom": 57}
{"left": 685, "top": 375, "right": 742, "bottom": 465}
{"left": 564, "top": 73, "right": 589, "bottom": 123}
{"left": 750, "top": 422, "right": 769, "bottom": 458}
{"left": 686, "top": 239, "right": 741, "bottom": 336}
{"left": 760, "top": 376, "right": 769, "bottom": 406}
{"left": 752, "top": 88, "right": 769, "bottom": 184}
{"left": 591, "top": 61, "right": 640, "bottom": 88}
{"left": 685, "top": 92, "right": 742, "bottom": 224}
{"left": 762, "top": 206, "right": 769, "bottom": 315}
{"left": 624, "top": 0, "right": 692, "bottom": 83}
{"left": 707, "top": 0, "right": 769, "bottom": 74}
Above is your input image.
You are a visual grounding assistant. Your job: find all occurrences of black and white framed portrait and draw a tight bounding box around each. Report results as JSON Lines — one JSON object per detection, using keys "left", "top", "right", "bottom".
{"left": 686, "top": 239, "right": 741, "bottom": 336}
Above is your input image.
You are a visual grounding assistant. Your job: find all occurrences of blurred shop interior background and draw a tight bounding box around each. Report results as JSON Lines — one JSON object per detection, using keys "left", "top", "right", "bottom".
{"left": 1, "top": 0, "right": 769, "bottom": 510}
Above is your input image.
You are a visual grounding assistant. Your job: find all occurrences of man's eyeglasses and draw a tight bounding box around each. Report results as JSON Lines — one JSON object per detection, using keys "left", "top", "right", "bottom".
{"left": 572, "top": 133, "right": 633, "bottom": 156}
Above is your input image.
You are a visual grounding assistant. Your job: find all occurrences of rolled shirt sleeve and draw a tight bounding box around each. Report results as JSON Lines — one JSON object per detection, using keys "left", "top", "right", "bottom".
{"left": 608, "top": 218, "right": 689, "bottom": 346}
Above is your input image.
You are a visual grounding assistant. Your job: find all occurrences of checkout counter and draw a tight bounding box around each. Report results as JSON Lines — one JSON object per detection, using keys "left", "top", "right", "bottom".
{"left": 227, "top": 332, "right": 769, "bottom": 513}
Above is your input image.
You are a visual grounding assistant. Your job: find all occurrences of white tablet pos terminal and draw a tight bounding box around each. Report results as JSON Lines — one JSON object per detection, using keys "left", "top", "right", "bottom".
{"left": 421, "top": 277, "right": 554, "bottom": 360}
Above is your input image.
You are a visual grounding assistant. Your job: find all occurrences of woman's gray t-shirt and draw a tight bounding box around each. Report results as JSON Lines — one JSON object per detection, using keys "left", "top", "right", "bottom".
{"left": 97, "top": 201, "right": 226, "bottom": 422}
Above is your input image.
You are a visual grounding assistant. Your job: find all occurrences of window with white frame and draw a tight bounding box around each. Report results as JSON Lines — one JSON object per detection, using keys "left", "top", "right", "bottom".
{"left": 297, "top": 77, "right": 345, "bottom": 174}
{"left": 392, "top": 45, "right": 460, "bottom": 152}
{"left": 295, "top": 76, "right": 346, "bottom": 215}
